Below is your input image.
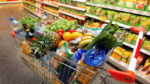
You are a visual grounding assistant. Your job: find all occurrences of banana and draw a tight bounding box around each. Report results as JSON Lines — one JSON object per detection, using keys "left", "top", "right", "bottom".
{"left": 79, "top": 39, "right": 93, "bottom": 49}
{"left": 83, "top": 33, "right": 94, "bottom": 37}
{"left": 81, "top": 36, "right": 94, "bottom": 41}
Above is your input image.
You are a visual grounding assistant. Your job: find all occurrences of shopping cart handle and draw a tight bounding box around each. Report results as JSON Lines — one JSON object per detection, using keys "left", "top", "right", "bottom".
{"left": 10, "top": 31, "right": 16, "bottom": 38}
{"left": 108, "top": 69, "right": 135, "bottom": 83}
{"left": 130, "top": 27, "right": 145, "bottom": 34}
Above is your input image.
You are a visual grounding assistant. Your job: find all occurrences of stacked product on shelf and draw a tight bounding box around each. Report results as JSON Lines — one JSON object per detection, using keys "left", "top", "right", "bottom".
{"left": 87, "top": 0, "right": 150, "bottom": 11}
{"left": 86, "top": 5, "right": 150, "bottom": 31}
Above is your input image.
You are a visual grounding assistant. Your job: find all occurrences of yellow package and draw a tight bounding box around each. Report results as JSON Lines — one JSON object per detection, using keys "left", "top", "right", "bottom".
{"left": 125, "top": 33, "right": 135, "bottom": 43}
{"left": 140, "top": 17, "right": 150, "bottom": 30}
{"left": 143, "top": 40, "right": 150, "bottom": 51}
{"left": 111, "top": 47, "right": 125, "bottom": 61}
{"left": 121, "top": 51, "right": 132, "bottom": 63}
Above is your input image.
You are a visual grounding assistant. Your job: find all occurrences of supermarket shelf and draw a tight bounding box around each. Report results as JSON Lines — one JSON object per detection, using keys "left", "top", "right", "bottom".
{"left": 123, "top": 42, "right": 150, "bottom": 55}
{"left": 59, "top": 10, "right": 85, "bottom": 20}
{"left": 0, "top": 1, "right": 22, "bottom": 4}
{"left": 35, "top": 0, "right": 58, "bottom": 8}
{"left": 24, "top": 1, "right": 59, "bottom": 17}
{"left": 108, "top": 56, "right": 150, "bottom": 84}
{"left": 72, "top": 0, "right": 86, "bottom": 3}
{"left": 85, "top": 13, "right": 130, "bottom": 29}
{"left": 23, "top": 6, "right": 41, "bottom": 18}
{"left": 59, "top": 3, "right": 85, "bottom": 11}
{"left": 86, "top": 2, "right": 150, "bottom": 17}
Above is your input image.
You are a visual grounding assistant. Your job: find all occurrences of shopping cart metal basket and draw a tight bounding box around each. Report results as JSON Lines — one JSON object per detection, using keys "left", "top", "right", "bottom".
{"left": 10, "top": 26, "right": 145, "bottom": 84}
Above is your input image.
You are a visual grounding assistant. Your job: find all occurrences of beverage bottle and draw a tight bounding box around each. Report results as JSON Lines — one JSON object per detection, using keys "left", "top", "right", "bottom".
{"left": 41, "top": 12, "right": 49, "bottom": 27}
{"left": 23, "top": 24, "right": 34, "bottom": 40}
{"left": 9, "top": 17, "right": 20, "bottom": 30}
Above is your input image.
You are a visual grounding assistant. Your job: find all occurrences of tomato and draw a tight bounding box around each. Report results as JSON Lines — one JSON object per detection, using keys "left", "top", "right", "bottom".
{"left": 68, "top": 29, "right": 75, "bottom": 33}
{"left": 58, "top": 32, "right": 63, "bottom": 39}
{"left": 57, "top": 29, "right": 63, "bottom": 33}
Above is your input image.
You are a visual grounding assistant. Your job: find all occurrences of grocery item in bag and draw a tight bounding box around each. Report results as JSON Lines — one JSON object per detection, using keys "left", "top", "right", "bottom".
{"left": 114, "top": 12, "right": 121, "bottom": 22}
{"left": 107, "top": 10, "right": 114, "bottom": 20}
{"left": 120, "top": 13, "right": 130, "bottom": 24}
{"left": 143, "top": 40, "right": 150, "bottom": 51}
{"left": 140, "top": 16, "right": 150, "bottom": 31}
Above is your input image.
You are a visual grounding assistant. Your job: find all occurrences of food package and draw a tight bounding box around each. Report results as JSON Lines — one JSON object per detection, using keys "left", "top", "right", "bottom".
{"left": 141, "top": 58, "right": 150, "bottom": 72}
{"left": 118, "top": 0, "right": 125, "bottom": 7}
{"left": 147, "top": 1, "right": 150, "bottom": 11}
{"left": 125, "top": 32, "right": 135, "bottom": 43}
{"left": 130, "top": 15, "right": 140, "bottom": 26}
{"left": 132, "top": 34, "right": 138, "bottom": 45}
{"left": 86, "top": 6, "right": 91, "bottom": 14}
{"left": 96, "top": 7, "right": 102, "bottom": 16}
{"left": 136, "top": 53, "right": 145, "bottom": 69}
{"left": 114, "top": 12, "right": 121, "bottom": 22}
{"left": 125, "top": 0, "right": 136, "bottom": 8}
{"left": 103, "top": 0, "right": 109, "bottom": 4}
{"left": 121, "top": 51, "right": 132, "bottom": 63}
{"left": 107, "top": 10, "right": 114, "bottom": 20}
{"left": 110, "top": 0, "right": 117, "bottom": 5}
{"left": 76, "top": 55, "right": 97, "bottom": 84}
{"left": 111, "top": 47, "right": 125, "bottom": 61}
{"left": 90, "top": 6, "right": 96, "bottom": 15}
{"left": 21, "top": 41, "right": 32, "bottom": 56}
{"left": 136, "top": 0, "right": 149, "bottom": 10}
{"left": 143, "top": 40, "right": 150, "bottom": 51}
{"left": 120, "top": 13, "right": 130, "bottom": 24}
{"left": 100, "top": 9, "right": 107, "bottom": 20}
{"left": 97, "top": 0, "right": 101, "bottom": 3}
{"left": 140, "top": 16, "right": 150, "bottom": 31}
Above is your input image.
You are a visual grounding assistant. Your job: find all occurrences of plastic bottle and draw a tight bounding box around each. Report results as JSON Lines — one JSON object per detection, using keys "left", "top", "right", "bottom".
{"left": 41, "top": 12, "right": 49, "bottom": 26}
{"left": 9, "top": 17, "right": 20, "bottom": 30}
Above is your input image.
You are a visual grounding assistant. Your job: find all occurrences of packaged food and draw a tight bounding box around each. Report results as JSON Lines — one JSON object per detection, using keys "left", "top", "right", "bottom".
{"left": 111, "top": 47, "right": 125, "bottom": 61}
{"left": 136, "top": 53, "right": 145, "bottom": 69}
{"left": 132, "top": 34, "right": 138, "bottom": 45}
{"left": 110, "top": 0, "right": 117, "bottom": 5}
{"left": 125, "top": 32, "right": 135, "bottom": 43}
{"left": 140, "top": 16, "right": 150, "bottom": 31}
{"left": 114, "top": 12, "right": 121, "bottom": 22}
{"left": 21, "top": 41, "right": 32, "bottom": 56}
{"left": 136, "top": 0, "right": 148, "bottom": 10}
{"left": 96, "top": 7, "right": 102, "bottom": 16}
{"left": 130, "top": 15, "right": 140, "bottom": 26}
{"left": 90, "top": 6, "right": 96, "bottom": 15}
{"left": 146, "top": 1, "right": 150, "bottom": 11}
{"left": 100, "top": 9, "right": 107, "bottom": 20}
{"left": 143, "top": 40, "right": 150, "bottom": 51}
{"left": 125, "top": 0, "right": 136, "bottom": 8}
{"left": 76, "top": 54, "right": 97, "bottom": 84}
{"left": 141, "top": 58, "right": 150, "bottom": 71}
{"left": 118, "top": 0, "right": 125, "bottom": 7}
{"left": 121, "top": 51, "right": 132, "bottom": 63}
{"left": 107, "top": 10, "right": 114, "bottom": 20}
{"left": 120, "top": 13, "right": 130, "bottom": 24}
{"left": 103, "top": 0, "right": 109, "bottom": 4}
{"left": 97, "top": 0, "right": 101, "bottom": 3}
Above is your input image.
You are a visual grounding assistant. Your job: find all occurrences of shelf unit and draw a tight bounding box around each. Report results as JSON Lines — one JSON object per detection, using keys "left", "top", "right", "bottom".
{"left": 23, "top": 6, "right": 41, "bottom": 18}
{"left": 59, "top": 10, "right": 85, "bottom": 20}
{"left": 86, "top": 2, "right": 150, "bottom": 17}
{"left": 59, "top": 3, "right": 85, "bottom": 11}
{"left": 85, "top": 13, "right": 130, "bottom": 29}
{"left": 23, "top": 1, "right": 59, "bottom": 17}
{"left": 35, "top": 0, "right": 58, "bottom": 8}
{"left": 73, "top": 0, "right": 86, "bottom": 3}
{"left": 122, "top": 42, "right": 150, "bottom": 56}
{"left": 0, "top": 1, "right": 22, "bottom": 4}
{"left": 108, "top": 56, "right": 150, "bottom": 84}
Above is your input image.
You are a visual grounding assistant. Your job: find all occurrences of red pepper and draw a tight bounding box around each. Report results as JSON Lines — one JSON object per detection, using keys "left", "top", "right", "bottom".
{"left": 58, "top": 32, "right": 63, "bottom": 39}
{"left": 57, "top": 29, "right": 63, "bottom": 33}
{"left": 68, "top": 29, "right": 75, "bottom": 33}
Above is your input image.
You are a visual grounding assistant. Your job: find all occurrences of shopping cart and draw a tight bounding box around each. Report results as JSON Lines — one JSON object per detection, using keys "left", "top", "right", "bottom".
{"left": 10, "top": 26, "right": 145, "bottom": 84}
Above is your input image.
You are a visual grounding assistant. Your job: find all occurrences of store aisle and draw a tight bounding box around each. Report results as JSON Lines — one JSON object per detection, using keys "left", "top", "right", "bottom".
{"left": 0, "top": 4, "right": 42, "bottom": 84}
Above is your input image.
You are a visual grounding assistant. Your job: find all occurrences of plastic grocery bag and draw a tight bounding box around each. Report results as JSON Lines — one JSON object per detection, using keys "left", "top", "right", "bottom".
{"left": 84, "top": 46, "right": 106, "bottom": 66}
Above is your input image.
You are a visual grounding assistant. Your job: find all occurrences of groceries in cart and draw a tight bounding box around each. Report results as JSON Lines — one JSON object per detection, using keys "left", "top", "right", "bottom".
{"left": 10, "top": 16, "right": 147, "bottom": 84}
